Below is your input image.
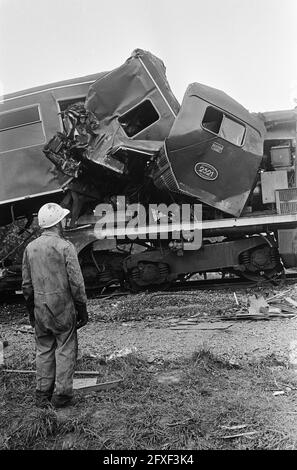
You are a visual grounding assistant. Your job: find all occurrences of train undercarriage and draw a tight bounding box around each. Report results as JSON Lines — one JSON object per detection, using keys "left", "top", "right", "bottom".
{"left": 68, "top": 214, "right": 286, "bottom": 292}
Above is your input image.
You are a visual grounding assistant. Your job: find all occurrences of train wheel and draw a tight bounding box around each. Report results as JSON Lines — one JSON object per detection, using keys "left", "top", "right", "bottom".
{"left": 236, "top": 243, "right": 284, "bottom": 282}
{"left": 127, "top": 262, "right": 170, "bottom": 291}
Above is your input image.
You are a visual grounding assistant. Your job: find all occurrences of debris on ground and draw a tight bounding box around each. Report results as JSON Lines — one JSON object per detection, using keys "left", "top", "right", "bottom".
{"left": 156, "top": 370, "right": 183, "bottom": 385}
{"left": 169, "top": 323, "right": 234, "bottom": 331}
{"left": 73, "top": 378, "right": 122, "bottom": 393}
{"left": 248, "top": 295, "right": 269, "bottom": 315}
{"left": 233, "top": 292, "right": 239, "bottom": 305}
{"left": 220, "top": 424, "right": 248, "bottom": 430}
{"left": 216, "top": 289, "right": 297, "bottom": 321}
{"left": 122, "top": 285, "right": 297, "bottom": 326}
{"left": 16, "top": 326, "right": 34, "bottom": 334}
{"left": 73, "top": 377, "right": 98, "bottom": 389}
{"left": 284, "top": 297, "right": 297, "bottom": 308}
{"left": 106, "top": 347, "right": 137, "bottom": 361}
{"left": 220, "top": 431, "right": 259, "bottom": 439}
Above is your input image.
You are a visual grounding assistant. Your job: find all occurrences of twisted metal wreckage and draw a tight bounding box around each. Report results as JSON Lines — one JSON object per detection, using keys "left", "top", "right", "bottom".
{"left": 1, "top": 49, "right": 297, "bottom": 291}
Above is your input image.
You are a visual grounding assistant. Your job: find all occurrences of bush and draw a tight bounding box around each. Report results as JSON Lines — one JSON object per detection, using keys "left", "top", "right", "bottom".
{"left": 0, "top": 218, "right": 40, "bottom": 265}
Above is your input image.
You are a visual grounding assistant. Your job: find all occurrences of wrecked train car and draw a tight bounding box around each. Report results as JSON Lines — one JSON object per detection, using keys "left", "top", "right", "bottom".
{"left": 1, "top": 49, "right": 297, "bottom": 293}
{"left": 0, "top": 72, "right": 107, "bottom": 226}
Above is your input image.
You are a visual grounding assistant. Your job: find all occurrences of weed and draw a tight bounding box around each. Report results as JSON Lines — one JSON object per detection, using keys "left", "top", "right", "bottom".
{"left": 8, "top": 408, "right": 58, "bottom": 449}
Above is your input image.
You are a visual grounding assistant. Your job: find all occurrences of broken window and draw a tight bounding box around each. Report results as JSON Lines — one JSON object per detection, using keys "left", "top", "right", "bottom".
{"left": 0, "top": 105, "right": 45, "bottom": 152}
{"left": 57, "top": 97, "right": 86, "bottom": 113}
{"left": 57, "top": 97, "right": 86, "bottom": 134}
{"left": 119, "top": 100, "right": 159, "bottom": 137}
{"left": 202, "top": 106, "right": 246, "bottom": 146}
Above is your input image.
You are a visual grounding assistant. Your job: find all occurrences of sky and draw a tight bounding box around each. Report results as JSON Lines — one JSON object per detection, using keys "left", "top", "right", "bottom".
{"left": 0, "top": 0, "right": 297, "bottom": 112}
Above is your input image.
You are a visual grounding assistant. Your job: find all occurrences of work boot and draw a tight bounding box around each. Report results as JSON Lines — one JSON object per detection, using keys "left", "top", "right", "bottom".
{"left": 51, "top": 394, "right": 75, "bottom": 409}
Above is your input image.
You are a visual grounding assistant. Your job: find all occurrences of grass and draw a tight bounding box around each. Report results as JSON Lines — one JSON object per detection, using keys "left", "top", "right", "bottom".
{"left": 1, "top": 348, "right": 297, "bottom": 450}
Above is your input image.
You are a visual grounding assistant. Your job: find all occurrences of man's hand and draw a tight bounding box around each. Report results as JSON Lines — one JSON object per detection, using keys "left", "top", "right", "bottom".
{"left": 24, "top": 294, "right": 35, "bottom": 328}
{"left": 76, "top": 303, "right": 88, "bottom": 330}
{"left": 29, "top": 311, "right": 35, "bottom": 328}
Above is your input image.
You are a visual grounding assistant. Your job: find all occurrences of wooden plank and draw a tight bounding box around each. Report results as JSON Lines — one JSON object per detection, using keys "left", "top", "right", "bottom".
{"left": 3, "top": 369, "right": 101, "bottom": 376}
{"left": 217, "top": 312, "right": 296, "bottom": 321}
{"left": 170, "top": 324, "right": 234, "bottom": 331}
{"left": 267, "top": 289, "right": 291, "bottom": 302}
{"left": 73, "top": 378, "right": 97, "bottom": 389}
{"left": 220, "top": 424, "right": 248, "bottom": 430}
{"left": 268, "top": 303, "right": 297, "bottom": 314}
{"left": 221, "top": 431, "right": 258, "bottom": 439}
{"left": 217, "top": 315, "right": 269, "bottom": 321}
{"left": 285, "top": 297, "right": 297, "bottom": 308}
{"left": 73, "top": 379, "right": 123, "bottom": 393}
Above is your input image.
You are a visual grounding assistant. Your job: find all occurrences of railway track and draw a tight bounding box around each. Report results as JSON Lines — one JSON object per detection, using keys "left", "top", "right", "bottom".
{"left": 88, "top": 272, "right": 297, "bottom": 299}
{"left": 166, "top": 274, "right": 294, "bottom": 291}
{"left": 1, "top": 272, "right": 297, "bottom": 304}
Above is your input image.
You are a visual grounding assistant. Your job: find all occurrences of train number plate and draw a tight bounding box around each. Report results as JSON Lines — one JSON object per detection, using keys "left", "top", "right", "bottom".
{"left": 194, "top": 162, "right": 218, "bottom": 181}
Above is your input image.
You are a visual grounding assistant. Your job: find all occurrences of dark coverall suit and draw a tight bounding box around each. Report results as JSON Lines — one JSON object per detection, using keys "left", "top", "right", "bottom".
{"left": 22, "top": 230, "right": 87, "bottom": 401}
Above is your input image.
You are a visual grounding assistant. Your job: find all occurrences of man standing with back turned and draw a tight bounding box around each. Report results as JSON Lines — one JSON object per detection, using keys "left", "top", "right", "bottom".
{"left": 22, "top": 202, "right": 88, "bottom": 408}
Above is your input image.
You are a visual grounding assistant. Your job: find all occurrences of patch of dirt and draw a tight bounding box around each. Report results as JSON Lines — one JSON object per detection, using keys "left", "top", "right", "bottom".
{"left": 2, "top": 287, "right": 297, "bottom": 367}
{"left": 2, "top": 285, "right": 297, "bottom": 449}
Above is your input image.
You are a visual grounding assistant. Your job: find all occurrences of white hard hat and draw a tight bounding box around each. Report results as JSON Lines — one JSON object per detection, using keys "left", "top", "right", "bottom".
{"left": 38, "top": 203, "right": 70, "bottom": 229}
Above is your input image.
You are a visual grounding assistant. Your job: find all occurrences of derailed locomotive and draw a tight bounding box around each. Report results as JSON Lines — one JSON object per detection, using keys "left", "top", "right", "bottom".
{"left": 1, "top": 49, "right": 297, "bottom": 292}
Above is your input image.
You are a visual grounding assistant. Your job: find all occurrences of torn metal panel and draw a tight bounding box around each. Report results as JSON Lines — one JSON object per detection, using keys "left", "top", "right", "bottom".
{"left": 109, "top": 138, "right": 163, "bottom": 159}
{"left": 86, "top": 49, "right": 180, "bottom": 126}
{"left": 154, "top": 83, "right": 265, "bottom": 217}
{"left": 85, "top": 49, "right": 180, "bottom": 169}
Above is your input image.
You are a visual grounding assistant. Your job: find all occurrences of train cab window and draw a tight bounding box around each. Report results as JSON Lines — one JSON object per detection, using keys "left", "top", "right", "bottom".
{"left": 202, "top": 106, "right": 246, "bottom": 146}
{"left": 119, "top": 100, "right": 159, "bottom": 137}
{"left": 0, "top": 105, "right": 45, "bottom": 153}
{"left": 220, "top": 115, "right": 245, "bottom": 146}
{"left": 202, "top": 107, "right": 223, "bottom": 133}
